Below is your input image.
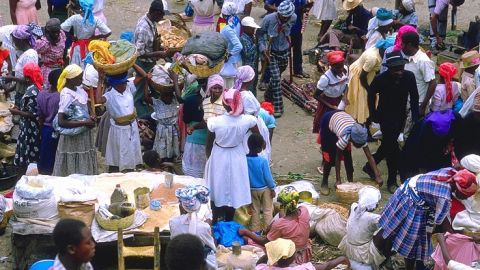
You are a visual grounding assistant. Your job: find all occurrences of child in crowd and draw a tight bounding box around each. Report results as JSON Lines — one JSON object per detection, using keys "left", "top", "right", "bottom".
{"left": 338, "top": 186, "right": 385, "bottom": 270}
{"left": 37, "top": 68, "right": 61, "bottom": 175}
{"left": 95, "top": 72, "right": 142, "bottom": 173}
{"left": 51, "top": 219, "right": 96, "bottom": 270}
{"left": 256, "top": 238, "right": 349, "bottom": 270}
{"left": 142, "top": 150, "right": 177, "bottom": 174}
{"left": 165, "top": 234, "right": 208, "bottom": 270}
{"left": 146, "top": 89, "right": 180, "bottom": 162}
{"left": 247, "top": 133, "right": 276, "bottom": 232}
{"left": 459, "top": 51, "right": 480, "bottom": 103}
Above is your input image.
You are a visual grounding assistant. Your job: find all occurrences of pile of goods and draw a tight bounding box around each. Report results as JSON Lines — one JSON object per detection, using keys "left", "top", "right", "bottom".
{"left": 281, "top": 80, "right": 317, "bottom": 113}
{"left": 89, "top": 40, "right": 138, "bottom": 75}
{"left": 181, "top": 31, "right": 227, "bottom": 78}
{"left": 157, "top": 19, "right": 190, "bottom": 52}
{"left": 149, "top": 63, "right": 185, "bottom": 93}
{"left": 95, "top": 184, "right": 136, "bottom": 230}
{"left": 13, "top": 177, "right": 58, "bottom": 221}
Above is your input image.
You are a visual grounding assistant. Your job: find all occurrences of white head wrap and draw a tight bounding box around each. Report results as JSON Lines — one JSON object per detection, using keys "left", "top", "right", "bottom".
{"left": 354, "top": 186, "right": 381, "bottom": 219}
{"left": 402, "top": 0, "right": 415, "bottom": 12}
{"left": 82, "top": 64, "right": 99, "bottom": 88}
{"left": 460, "top": 154, "right": 480, "bottom": 186}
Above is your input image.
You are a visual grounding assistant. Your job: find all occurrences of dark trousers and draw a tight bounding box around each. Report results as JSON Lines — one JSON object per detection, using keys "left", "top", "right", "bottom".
{"left": 373, "top": 123, "right": 402, "bottom": 185}
{"left": 290, "top": 32, "right": 303, "bottom": 74}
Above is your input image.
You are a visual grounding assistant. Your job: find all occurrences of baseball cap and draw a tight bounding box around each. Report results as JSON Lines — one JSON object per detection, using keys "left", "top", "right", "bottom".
{"left": 241, "top": 16, "right": 260, "bottom": 29}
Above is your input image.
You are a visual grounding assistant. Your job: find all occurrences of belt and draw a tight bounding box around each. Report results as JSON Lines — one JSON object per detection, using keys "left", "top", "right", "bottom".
{"left": 214, "top": 142, "right": 237, "bottom": 148}
{"left": 113, "top": 111, "right": 137, "bottom": 126}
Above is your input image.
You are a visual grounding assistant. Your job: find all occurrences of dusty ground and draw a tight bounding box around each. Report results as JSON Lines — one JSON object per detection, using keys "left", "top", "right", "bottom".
{"left": 0, "top": 0, "right": 479, "bottom": 268}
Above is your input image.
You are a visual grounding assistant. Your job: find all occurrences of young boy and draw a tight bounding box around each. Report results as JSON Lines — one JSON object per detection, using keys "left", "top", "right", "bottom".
{"left": 247, "top": 133, "right": 276, "bottom": 232}
{"left": 165, "top": 234, "right": 207, "bottom": 270}
{"left": 52, "top": 219, "right": 96, "bottom": 270}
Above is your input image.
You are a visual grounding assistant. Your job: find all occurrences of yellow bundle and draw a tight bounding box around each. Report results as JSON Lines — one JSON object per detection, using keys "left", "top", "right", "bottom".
{"left": 88, "top": 40, "right": 116, "bottom": 65}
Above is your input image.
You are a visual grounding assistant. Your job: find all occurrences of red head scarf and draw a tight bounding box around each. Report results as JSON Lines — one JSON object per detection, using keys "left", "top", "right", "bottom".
{"left": 393, "top": 25, "right": 417, "bottom": 51}
{"left": 439, "top": 62, "right": 458, "bottom": 104}
{"left": 435, "top": 169, "right": 478, "bottom": 197}
{"left": 327, "top": 51, "right": 344, "bottom": 65}
{"left": 261, "top": 101, "right": 274, "bottom": 115}
{"left": 23, "top": 62, "right": 44, "bottom": 90}
{"left": 222, "top": 88, "right": 243, "bottom": 116}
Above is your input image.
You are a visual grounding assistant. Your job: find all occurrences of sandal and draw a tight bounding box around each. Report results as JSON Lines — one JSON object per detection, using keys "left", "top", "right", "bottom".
{"left": 317, "top": 166, "right": 323, "bottom": 175}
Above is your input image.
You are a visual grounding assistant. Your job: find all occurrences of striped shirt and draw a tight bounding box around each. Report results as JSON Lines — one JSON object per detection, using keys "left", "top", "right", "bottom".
{"left": 202, "top": 97, "right": 225, "bottom": 121}
{"left": 328, "top": 111, "right": 356, "bottom": 150}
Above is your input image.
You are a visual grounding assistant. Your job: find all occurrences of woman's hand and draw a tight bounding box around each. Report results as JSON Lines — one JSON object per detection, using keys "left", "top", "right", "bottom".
{"left": 84, "top": 118, "right": 96, "bottom": 128}
{"left": 238, "top": 228, "right": 249, "bottom": 236}
{"left": 8, "top": 106, "right": 20, "bottom": 115}
{"left": 186, "top": 126, "right": 195, "bottom": 135}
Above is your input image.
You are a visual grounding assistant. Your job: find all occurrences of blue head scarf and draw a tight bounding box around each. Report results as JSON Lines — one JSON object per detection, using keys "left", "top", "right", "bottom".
{"left": 119, "top": 31, "right": 134, "bottom": 43}
{"left": 375, "top": 35, "right": 396, "bottom": 49}
{"left": 107, "top": 73, "right": 128, "bottom": 86}
{"left": 80, "top": 0, "right": 95, "bottom": 26}
{"left": 221, "top": 2, "right": 240, "bottom": 29}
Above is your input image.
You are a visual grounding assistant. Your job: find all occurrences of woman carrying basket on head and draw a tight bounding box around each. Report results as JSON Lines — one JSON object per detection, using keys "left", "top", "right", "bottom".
{"left": 60, "top": 0, "right": 111, "bottom": 68}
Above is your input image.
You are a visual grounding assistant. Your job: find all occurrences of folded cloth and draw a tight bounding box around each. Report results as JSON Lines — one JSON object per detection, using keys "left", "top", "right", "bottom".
{"left": 88, "top": 40, "right": 115, "bottom": 64}
{"left": 109, "top": 40, "right": 136, "bottom": 63}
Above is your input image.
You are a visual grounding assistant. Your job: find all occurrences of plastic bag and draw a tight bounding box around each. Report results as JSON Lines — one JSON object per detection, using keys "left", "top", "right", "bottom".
{"left": 314, "top": 209, "right": 347, "bottom": 246}
{"left": 181, "top": 32, "right": 227, "bottom": 66}
{"left": 184, "top": 3, "right": 194, "bottom": 17}
{"left": 275, "top": 181, "right": 320, "bottom": 202}
{"left": 15, "top": 176, "right": 54, "bottom": 200}
{"left": 213, "top": 221, "right": 246, "bottom": 247}
{"left": 52, "top": 103, "right": 88, "bottom": 136}
{"left": 13, "top": 189, "right": 58, "bottom": 219}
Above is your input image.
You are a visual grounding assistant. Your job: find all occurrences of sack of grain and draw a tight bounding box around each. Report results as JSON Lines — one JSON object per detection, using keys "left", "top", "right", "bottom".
{"left": 13, "top": 189, "right": 58, "bottom": 220}
{"left": 181, "top": 31, "right": 227, "bottom": 67}
{"left": 314, "top": 204, "right": 348, "bottom": 246}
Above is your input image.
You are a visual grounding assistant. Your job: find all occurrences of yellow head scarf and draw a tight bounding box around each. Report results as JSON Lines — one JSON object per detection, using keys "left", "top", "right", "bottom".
{"left": 265, "top": 238, "right": 296, "bottom": 266}
{"left": 57, "top": 64, "right": 83, "bottom": 91}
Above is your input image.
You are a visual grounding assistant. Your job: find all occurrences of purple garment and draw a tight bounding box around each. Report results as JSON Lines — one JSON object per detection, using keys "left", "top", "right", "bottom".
{"left": 425, "top": 109, "right": 455, "bottom": 137}
{"left": 36, "top": 90, "right": 60, "bottom": 126}
{"left": 193, "top": 15, "right": 215, "bottom": 25}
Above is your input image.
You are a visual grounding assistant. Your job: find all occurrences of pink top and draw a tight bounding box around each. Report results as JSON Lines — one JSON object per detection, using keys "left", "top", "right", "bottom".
{"left": 267, "top": 206, "right": 312, "bottom": 264}
{"left": 256, "top": 262, "right": 316, "bottom": 270}
{"left": 431, "top": 232, "right": 480, "bottom": 270}
{"left": 431, "top": 82, "right": 460, "bottom": 112}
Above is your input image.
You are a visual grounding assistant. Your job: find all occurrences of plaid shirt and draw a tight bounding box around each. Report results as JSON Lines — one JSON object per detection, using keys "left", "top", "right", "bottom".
{"left": 240, "top": 33, "right": 259, "bottom": 71}
{"left": 133, "top": 15, "right": 157, "bottom": 62}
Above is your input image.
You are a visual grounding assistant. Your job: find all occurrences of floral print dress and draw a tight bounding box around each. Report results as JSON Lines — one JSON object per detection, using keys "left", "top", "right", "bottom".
{"left": 14, "top": 85, "right": 40, "bottom": 167}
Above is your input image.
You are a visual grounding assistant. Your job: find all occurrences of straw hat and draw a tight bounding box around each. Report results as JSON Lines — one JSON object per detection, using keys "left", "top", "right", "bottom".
{"left": 460, "top": 51, "right": 480, "bottom": 69}
{"left": 343, "top": 0, "right": 363, "bottom": 11}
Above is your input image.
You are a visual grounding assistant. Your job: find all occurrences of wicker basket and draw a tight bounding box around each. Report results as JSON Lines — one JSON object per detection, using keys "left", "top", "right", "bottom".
{"left": 93, "top": 42, "right": 138, "bottom": 76}
{"left": 158, "top": 14, "right": 192, "bottom": 53}
{"left": 464, "top": 230, "right": 480, "bottom": 238}
{"left": 95, "top": 211, "right": 135, "bottom": 231}
{"left": 335, "top": 182, "right": 365, "bottom": 205}
{"left": 185, "top": 59, "right": 225, "bottom": 78}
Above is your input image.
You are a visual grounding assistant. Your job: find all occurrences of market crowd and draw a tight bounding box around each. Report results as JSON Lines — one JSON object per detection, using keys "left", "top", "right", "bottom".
{"left": 1, "top": 0, "right": 480, "bottom": 269}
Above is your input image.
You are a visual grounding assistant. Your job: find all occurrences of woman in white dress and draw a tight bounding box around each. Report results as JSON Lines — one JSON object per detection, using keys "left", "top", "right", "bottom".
{"left": 190, "top": 0, "right": 216, "bottom": 35}
{"left": 311, "top": 0, "right": 337, "bottom": 46}
{"left": 95, "top": 72, "right": 143, "bottom": 173}
{"left": 204, "top": 87, "right": 259, "bottom": 222}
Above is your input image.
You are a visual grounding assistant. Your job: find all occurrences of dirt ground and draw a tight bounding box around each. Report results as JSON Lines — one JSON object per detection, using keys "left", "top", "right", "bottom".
{"left": 0, "top": 0, "right": 479, "bottom": 268}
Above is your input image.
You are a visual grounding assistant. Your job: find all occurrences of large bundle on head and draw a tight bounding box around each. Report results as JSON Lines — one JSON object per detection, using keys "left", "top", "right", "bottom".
{"left": 181, "top": 32, "right": 227, "bottom": 78}
{"left": 149, "top": 63, "right": 185, "bottom": 93}
{"left": 90, "top": 40, "right": 138, "bottom": 75}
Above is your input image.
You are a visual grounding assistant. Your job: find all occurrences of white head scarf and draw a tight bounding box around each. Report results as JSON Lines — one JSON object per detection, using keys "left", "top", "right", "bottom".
{"left": 402, "top": 0, "right": 415, "bottom": 12}
{"left": 82, "top": 64, "right": 99, "bottom": 88}
{"left": 354, "top": 186, "right": 381, "bottom": 219}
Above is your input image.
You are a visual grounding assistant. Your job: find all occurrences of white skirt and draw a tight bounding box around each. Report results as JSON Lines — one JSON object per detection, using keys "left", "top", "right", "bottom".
{"left": 204, "top": 143, "right": 251, "bottom": 209}
{"left": 182, "top": 142, "right": 207, "bottom": 178}
{"left": 105, "top": 120, "right": 143, "bottom": 171}
{"left": 311, "top": 0, "right": 337, "bottom": 20}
